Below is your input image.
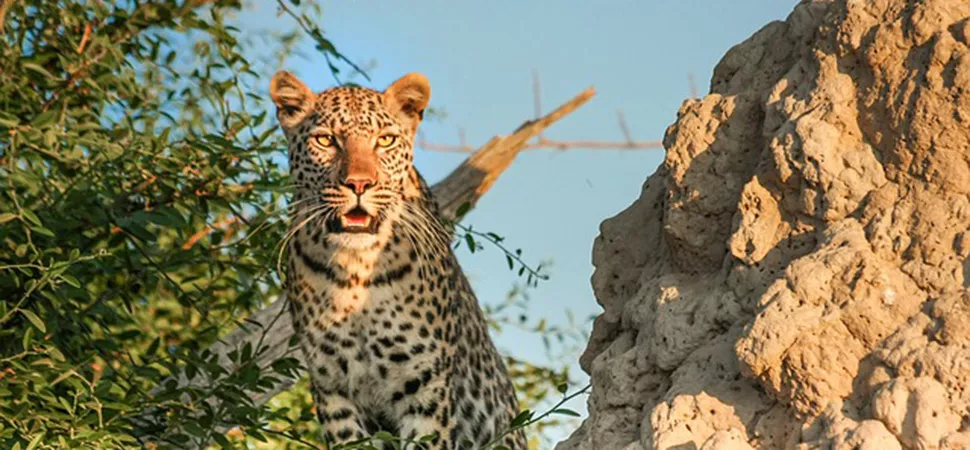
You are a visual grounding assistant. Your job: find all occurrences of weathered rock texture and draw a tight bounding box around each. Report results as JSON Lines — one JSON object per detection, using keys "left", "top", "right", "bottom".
{"left": 557, "top": 0, "right": 970, "bottom": 448}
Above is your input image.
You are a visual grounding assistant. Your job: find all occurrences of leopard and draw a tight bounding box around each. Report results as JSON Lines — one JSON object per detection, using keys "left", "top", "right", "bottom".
{"left": 269, "top": 70, "right": 527, "bottom": 450}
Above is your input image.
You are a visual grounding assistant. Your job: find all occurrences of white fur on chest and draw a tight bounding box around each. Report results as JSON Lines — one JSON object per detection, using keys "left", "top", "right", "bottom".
{"left": 298, "top": 264, "right": 424, "bottom": 408}
{"left": 290, "top": 230, "right": 445, "bottom": 416}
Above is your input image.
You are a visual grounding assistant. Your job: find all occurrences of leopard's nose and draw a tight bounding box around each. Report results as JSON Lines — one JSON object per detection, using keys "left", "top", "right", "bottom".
{"left": 342, "top": 177, "right": 374, "bottom": 195}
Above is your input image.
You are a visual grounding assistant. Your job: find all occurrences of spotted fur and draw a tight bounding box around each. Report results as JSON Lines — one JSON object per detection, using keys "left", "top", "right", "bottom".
{"left": 270, "top": 71, "right": 526, "bottom": 450}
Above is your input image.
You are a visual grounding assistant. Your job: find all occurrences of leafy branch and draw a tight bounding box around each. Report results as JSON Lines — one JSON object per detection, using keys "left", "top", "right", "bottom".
{"left": 274, "top": 0, "right": 369, "bottom": 85}
{"left": 484, "top": 384, "right": 591, "bottom": 450}
{"left": 453, "top": 221, "right": 550, "bottom": 287}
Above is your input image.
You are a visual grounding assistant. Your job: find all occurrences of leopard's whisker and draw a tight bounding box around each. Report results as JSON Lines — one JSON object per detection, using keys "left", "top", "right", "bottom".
{"left": 275, "top": 204, "right": 332, "bottom": 275}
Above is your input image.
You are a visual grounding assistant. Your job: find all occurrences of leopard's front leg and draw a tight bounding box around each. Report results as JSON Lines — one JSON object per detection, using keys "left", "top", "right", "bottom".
{"left": 392, "top": 375, "right": 453, "bottom": 450}
{"left": 311, "top": 386, "right": 369, "bottom": 447}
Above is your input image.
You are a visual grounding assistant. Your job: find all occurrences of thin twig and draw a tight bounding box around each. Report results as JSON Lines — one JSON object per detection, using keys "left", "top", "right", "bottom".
{"left": 617, "top": 110, "right": 633, "bottom": 144}
{"left": 533, "top": 69, "right": 543, "bottom": 141}
{"left": 274, "top": 0, "right": 369, "bottom": 85}
{"left": 420, "top": 72, "right": 662, "bottom": 153}
{"left": 419, "top": 137, "right": 662, "bottom": 153}
{"left": 76, "top": 23, "right": 91, "bottom": 54}
{"left": 483, "top": 384, "right": 591, "bottom": 449}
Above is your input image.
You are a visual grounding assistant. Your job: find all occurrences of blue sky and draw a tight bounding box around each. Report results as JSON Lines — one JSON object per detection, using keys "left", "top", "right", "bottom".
{"left": 239, "top": 0, "right": 795, "bottom": 437}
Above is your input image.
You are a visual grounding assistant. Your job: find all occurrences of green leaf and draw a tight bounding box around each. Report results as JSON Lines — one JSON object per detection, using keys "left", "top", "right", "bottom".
{"left": 551, "top": 408, "right": 582, "bottom": 417}
{"left": 51, "top": 369, "right": 76, "bottom": 386}
{"left": 373, "top": 431, "right": 394, "bottom": 441}
{"left": 455, "top": 201, "right": 471, "bottom": 219}
{"left": 0, "top": 111, "right": 19, "bottom": 127}
{"left": 241, "top": 341, "right": 253, "bottom": 362}
{"left": 122, "top": 223, "right": 156, "bottom": 242}
{"left": 30, "top": 226, "right": 55, "bottom": 238}
{"left": 248, "top": 429, "right": 267, "bottom": 442}
{"left": 49, "top": 346, "right": 66, "bottom": 362}
{"left": 0, "top": 213, "right": 17, "bottom": 224}
{"left": 510, "top": 409, "right": 533, "bottom": 427}
{"left": 211, "top": 433, "right": 231, "bottom": 448}
{"left": 60, "top": 274, "right": 80, "bottom": 288}
{"left": 21, "top": 309, "right": 46, "bottom": 333}
{"left": 184, "top": 421, "right": 206, "bottom": 437}
{"left": 146, "top": 338, "right": 160, "bottom": 356}
{"left": 30, "top": 110, "right": 58, "bottom": 128}
{"left": 22, "top": 327, "right": 34, "bottom": 351}
{"left": 21, "top": 209, "right": 41, "bottom": 227}
{"left": 25, "top": 432, "right": 44, "bottom": 450}
{"left": 23, "top": 63, "right": 56, "bottom": 79}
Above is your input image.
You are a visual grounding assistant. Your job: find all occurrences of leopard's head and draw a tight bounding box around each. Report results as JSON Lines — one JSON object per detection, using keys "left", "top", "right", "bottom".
{"left": 271, "top": 71, "right": 431, "bottom": 249}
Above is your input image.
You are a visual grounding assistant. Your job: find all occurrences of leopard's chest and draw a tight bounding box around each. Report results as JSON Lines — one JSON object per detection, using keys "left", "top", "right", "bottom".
{"left": 289, "top": 258, "right": 448, "bottom": 408}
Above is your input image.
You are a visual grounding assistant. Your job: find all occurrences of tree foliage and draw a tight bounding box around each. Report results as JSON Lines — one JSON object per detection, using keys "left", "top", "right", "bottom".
{"left": 0, "top": 1, "right": 584, "bottom": 448}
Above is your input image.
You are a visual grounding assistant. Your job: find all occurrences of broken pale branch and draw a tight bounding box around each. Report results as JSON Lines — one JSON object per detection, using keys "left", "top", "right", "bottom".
{"left": 432, "top": 87, "right": 597, "bottom": 216}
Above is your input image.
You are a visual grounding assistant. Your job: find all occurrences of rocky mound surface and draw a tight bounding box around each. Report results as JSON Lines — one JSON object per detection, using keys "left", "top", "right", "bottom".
{"left": 558, "top": 0, "right": 970, "bottom": 448}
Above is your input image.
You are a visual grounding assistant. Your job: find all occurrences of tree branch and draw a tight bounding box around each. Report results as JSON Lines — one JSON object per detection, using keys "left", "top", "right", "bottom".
{"left": 138, "top": 87, "right": 606, "bottom": 446}
{"left": 431, "top": 86, "right": 598, "bottom": 216}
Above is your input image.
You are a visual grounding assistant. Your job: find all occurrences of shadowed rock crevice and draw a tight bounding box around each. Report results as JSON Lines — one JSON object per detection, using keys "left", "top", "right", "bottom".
{"left": 558, "top": 0, "right": 970, "bottom": 448}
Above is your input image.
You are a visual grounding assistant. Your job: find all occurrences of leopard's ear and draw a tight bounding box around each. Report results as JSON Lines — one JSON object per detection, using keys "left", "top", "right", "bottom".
{"left": 383, "top": 73, "right": 430, "bottom": 132}
{"left": 270, "top": 71, "right": 314, "bottom": 129}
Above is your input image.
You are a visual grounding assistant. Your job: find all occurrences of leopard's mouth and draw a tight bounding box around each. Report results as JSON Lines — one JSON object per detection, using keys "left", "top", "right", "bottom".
{"left": 331, "top": 207, "right": 379, "bottom": 234}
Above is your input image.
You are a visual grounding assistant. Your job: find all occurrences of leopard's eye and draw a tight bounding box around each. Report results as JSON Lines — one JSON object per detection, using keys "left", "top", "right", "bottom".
{"left": 376, "top": 135, "right": 397, "bottom": 148}
{"left": 312, "top": 134, "right": 335, "bottom": 148}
